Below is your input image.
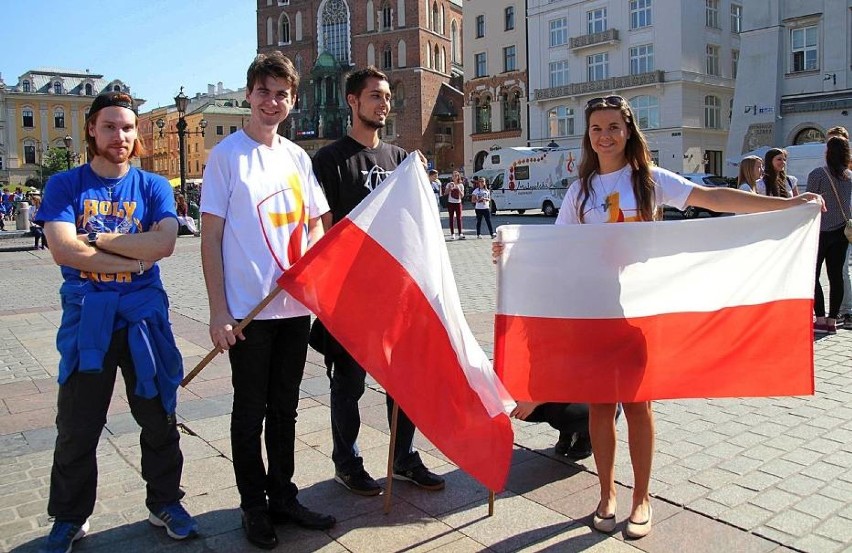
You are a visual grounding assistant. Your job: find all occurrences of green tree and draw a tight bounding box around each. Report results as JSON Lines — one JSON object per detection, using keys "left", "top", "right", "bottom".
{"left": 40, "top": 147, "right": 71, "bottom": 182}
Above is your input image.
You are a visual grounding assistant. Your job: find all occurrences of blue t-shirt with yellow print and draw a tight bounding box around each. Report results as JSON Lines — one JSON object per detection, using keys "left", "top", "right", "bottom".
{"left": 37, "top": 164, "right": 177, "bottom": 291}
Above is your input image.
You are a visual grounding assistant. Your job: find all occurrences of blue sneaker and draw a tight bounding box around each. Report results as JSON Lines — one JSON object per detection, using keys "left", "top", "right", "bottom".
{"left": 148, "top": 502, "right": 199, "bottom": 540}
{"left": 40, "top": 519, "right": 89, "bottom": 553}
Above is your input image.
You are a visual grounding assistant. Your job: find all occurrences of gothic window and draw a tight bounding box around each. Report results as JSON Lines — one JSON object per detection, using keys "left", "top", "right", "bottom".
{"left": 318, "top": 0, "right": 351, "bottom": 64}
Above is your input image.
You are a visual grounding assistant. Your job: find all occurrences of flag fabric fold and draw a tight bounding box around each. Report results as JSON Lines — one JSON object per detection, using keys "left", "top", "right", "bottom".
{"left": 277, "top": 153, "right": 515, "bottom": 491}
{"left": 494, "top": 203, "right": 820, "bottom": 404}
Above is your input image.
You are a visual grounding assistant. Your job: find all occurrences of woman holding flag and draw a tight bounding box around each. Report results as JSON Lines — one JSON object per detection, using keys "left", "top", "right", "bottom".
{"left": 494, "top": 95, "right": 822, "bottom": 539}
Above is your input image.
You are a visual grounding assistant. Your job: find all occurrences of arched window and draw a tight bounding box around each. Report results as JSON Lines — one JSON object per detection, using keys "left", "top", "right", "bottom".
{"left": 54, "top": 107, "right": 65, "bottom": 129}
{"left": 704, "top": 95, "right": 721, "bottom": 129}
{"left": 451, "top": 20, "right": 459, "bottom": 63}
{"left": 23, "top": 139, "right": 37, "bottom": 164}
{"left": 22, "top": 108, "right": 34, "bottom": 128}
{"left": 279, "top": 13, "right": 291, "bottom": 44}
{"left": 426, "top": 41, "right": 432, "bottom": 68}
{"left": 433, "top": 44, "right": 441, "bottom": 72}
{"left": 441, "top": 47, "right": 447, "bottom": 73}
{"left": 382, "top": 44, "right": 393, "bottom": 69}
{"left": 502, "top": 89, "right": 521, "bottom": 131}
{"left": 432, "top": 2, "right": 439, "bottom": 32}
{"left": 267, "top": 16, "right": 274, "bottom": 45}
{"left": 794, "top": 127, "right": 825, "bottom": 144}
{"left": 318, "top": 0, "right": 351, "bottom": 64}
{"left": 629, "top": 95, "right": 660, "bottom": 129}
{"left": 393, "top": 81, "right": 405, "bottom": 109}
{"left": 53, "top": 81, "right": 62, "bottom": 94}
{"left": 295, "top": 11, "right": 303, "bottom": 40}
{"left": 427, "top": 0, "right": 432, "bottom": 30}
{"left": 397, "top": 39, "right": 407, "bottom": 68}
{"left": 113, "top": 85, "right": 121, "bottom": 92}
{"left": 380, "top": 1, "right": 392, "bottom": 30}
{"left": 548, "top": 106, "right": 574, "bottom": 137}
{"left": 440, "top": 4, "right": 445, "bottom": 34}
{"left": 294, "top": 53, "right": 303, "bottom": 75}
{"left": 396, "top": 0, "right": 405, "bottom": 27}
{"left": 366, "top": 0, "right": 374, "bottom": 31}
{"left": 367, "top": 43, "right": 376, "bottom": 66}
{"left": 475, "top": 95, "right": 491, "bottom": 133}
{"left": 85, "top": 83, "right": 93, "bottom": 95}
{"left": 22, "top": 80, "right": 30, "bottom": 92}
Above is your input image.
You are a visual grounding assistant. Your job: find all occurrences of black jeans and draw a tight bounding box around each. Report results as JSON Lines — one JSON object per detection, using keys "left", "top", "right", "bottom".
{"left": 815, "top": 227, "right": 848, "bottom": 318}
{"left": 48, "top": 328, "right": 184, "bottom": 524}
{"left": 525, "top": 403, "right": 590, "bottom": 436}
{"left": 229, "top": 316, "right": 309, "bottom": 510}
{"left": 327, "top": 349, "right": 422, "bottom": 475}
{"left": 475, "top": 208, "right": 494, "bottom": 236}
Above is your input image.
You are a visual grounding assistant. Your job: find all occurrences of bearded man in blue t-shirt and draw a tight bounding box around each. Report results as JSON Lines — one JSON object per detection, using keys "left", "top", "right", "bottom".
{"left": 36, "top": 92, "right": 198, "bottom": 553}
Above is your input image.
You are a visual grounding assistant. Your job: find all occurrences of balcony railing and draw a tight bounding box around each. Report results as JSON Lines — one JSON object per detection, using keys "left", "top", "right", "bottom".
{"left": 533, "top": 70, "right": 665, "bottom": 102}
{"left": 570, "top": 28, "right": 619, "bottom": 50}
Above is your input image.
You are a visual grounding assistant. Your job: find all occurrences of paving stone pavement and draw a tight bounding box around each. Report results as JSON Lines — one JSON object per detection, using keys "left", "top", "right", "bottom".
{"left": 0, "top": 210, "right": 850, "bottom": 553}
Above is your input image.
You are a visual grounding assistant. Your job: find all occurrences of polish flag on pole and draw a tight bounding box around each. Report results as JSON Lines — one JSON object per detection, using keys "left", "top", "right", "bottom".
{"left": 277, "top": 153, "right": 516, "bottom": 492}
{"left": 494, "top": 203, "right": 820, "bottom": 403}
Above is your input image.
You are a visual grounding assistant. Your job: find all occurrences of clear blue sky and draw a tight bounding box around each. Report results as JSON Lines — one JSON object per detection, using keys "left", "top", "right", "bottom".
{"left": 2, "top": 0, "right": 257, "bottom": 110}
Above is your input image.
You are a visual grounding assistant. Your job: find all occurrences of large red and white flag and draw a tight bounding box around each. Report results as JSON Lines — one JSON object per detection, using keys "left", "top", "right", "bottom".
{"left": 495, "top": 203, "right": 820, "bottom": 403}
{"left": 277, "top": 153, "right": 515, "bottom": 491}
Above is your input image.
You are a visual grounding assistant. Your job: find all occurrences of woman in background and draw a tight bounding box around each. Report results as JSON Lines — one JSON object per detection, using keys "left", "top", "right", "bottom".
{"left": 737, "top": 155, "right": 763, "bottom": 193}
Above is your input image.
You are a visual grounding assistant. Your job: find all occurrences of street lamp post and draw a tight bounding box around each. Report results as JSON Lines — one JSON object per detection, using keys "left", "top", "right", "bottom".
{"left": 62, "top": 135, "right": 73, "bottom": 170}
{"left": 156, "top": 87, "right": 207, "bottom": 197}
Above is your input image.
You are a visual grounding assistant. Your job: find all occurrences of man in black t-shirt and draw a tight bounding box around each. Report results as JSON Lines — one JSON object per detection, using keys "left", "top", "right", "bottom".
{"left": 312, "top": 66, "right": 445, "bottom": 496}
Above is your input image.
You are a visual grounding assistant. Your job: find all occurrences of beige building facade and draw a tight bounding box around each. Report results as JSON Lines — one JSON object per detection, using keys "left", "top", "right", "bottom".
{"left": 0, "top": 68, "right": 135, "bottom": 185}
{"left": 462, "top": 0, "right": 528, "bottom": 175}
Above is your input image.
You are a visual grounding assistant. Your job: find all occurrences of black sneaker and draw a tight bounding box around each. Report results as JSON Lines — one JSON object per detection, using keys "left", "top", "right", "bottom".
{"left": 269, "top": 499, "right": 336, "bottom": 530}
{"left": 392, "top": 465, "right": 445, "bottom": 491}
{"left": 554, "top": 431, "right": 572, "bottom": 456}
{"left": 241, "top": 508, "right": 277, "bottom": 550}
{"left": 567, "top": 432, "right": 593, "bottom": 460}
{"left": 334, "top": 469, "right": 383, "bottom": 496}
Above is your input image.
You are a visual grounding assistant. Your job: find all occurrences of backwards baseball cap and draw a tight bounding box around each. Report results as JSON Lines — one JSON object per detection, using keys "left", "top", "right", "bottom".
{"left": 87, "top": 91, "right": 137, "bottom": 118}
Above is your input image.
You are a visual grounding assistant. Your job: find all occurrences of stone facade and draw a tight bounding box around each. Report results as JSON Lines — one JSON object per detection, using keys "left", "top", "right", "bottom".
{"left": 256, "top": 0, "right": 465, "bottom": 172}
{"left": 725, "top": 0, "right": 852, "bottom": 177}
{"left": 0, "top": 68, "right": 135, "bottom": 186}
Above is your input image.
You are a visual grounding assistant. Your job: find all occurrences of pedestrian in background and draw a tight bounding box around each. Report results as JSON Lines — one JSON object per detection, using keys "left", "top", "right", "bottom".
{"left": 758, "top": 148, "right": 798, "bottom": 197}
{"left": 737, "top": 155, "right": 763, "bottom": 193}
{"left": 446, "top": 170, "right": 465, "bottom": 240}
{"left": 825, "top": 126, "right": 852, "bottom": 330}
{"left": 471, "top": 176, "right": 495, "bottom": 238}
{"left": 806, "top": 136, "right": 852, "bottom": 335}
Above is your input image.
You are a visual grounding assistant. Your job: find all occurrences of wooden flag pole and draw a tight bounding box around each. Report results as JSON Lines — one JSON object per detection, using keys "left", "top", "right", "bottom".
{"left": 488, "top": 491, "right": 495, "bottom": 516}
{"left": 383, "top": 401, "right": 400, "bottom": 514}
{"left": 181, "top": 286, "right": 284, "bottom": 387}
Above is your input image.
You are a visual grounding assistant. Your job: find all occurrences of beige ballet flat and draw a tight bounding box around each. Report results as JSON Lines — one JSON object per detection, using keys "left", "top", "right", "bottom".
{"left": 625, "top": 505, "right": 653, "bottom": 539}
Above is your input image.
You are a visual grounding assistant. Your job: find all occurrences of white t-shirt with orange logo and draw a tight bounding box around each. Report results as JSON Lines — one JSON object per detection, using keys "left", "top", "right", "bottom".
{"left": 556, "top": 165, "right": 694, "bottom": 225}
{"left": 202, "top": 130, "right": 329, "bottom": 319}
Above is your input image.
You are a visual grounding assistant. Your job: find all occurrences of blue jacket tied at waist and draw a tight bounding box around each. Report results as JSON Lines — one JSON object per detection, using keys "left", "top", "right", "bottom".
{"left": 56, "top": 281, "right": 183, "bottom": 414}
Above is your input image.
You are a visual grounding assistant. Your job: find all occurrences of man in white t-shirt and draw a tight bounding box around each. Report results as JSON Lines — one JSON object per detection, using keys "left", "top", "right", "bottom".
{"left": 200, "top": 52, "right": 334, "bottom": 550}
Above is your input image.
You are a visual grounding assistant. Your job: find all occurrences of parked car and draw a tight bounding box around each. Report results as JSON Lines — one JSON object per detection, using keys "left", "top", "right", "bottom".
{"left": 664, "top": 173, "right": 733, "bottom": 219}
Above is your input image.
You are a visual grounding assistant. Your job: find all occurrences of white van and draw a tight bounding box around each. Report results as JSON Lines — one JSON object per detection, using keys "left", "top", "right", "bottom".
{"left": 480, "top": 146, "right": 582, "bottom": 216}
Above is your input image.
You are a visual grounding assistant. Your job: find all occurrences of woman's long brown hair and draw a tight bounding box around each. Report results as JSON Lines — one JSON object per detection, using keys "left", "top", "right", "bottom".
{"left": 576, "top": 99, "right": 657, "bottom": 222}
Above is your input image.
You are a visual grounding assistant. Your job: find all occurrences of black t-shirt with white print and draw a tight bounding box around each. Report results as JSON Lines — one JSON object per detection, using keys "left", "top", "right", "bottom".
{"left": 312, "top": 135, "right": 407, "bottom": 225}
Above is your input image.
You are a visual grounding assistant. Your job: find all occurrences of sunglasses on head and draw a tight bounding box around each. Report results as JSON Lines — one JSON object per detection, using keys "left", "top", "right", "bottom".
{"left": 585, "top": 95, "right": 626, "bottom": 109}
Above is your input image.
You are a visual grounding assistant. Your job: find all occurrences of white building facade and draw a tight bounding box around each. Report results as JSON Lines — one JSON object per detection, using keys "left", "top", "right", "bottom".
{"left": 726, "top": 1, "right": 852, "bottom": 175}
{"left": 527, "top": 0, "right": 741, "bottom": 175}
{"left": 463, "top": 0, "right": 528, "bottom": 174}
